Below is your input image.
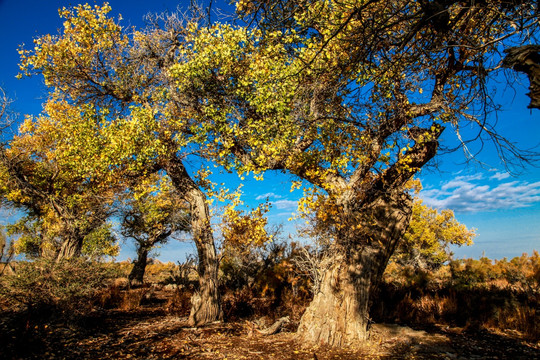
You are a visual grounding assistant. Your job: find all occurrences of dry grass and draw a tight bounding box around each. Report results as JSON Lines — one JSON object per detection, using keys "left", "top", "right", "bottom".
{"left": 377, "top": 254, "right": 540, "bottom": 341}
{"left": 1, "top": 252, "right": 538, "bottom": 359}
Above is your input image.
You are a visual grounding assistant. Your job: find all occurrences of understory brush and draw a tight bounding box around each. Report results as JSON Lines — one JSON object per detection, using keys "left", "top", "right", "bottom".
{"left": 219, "top": 241, "right": 312, "bottom": 325}
{"left": 0, "top": 258, "right": 118, "bottom": 320}
{"left": 0, "top": 249, "right": 537, "bottom": 343}
{"left": 374, "top": 252, "right": 540, "bottom": 341}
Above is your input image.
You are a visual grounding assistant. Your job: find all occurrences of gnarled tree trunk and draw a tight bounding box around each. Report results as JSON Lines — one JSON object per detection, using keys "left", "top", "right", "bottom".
{"left": 129, "top": 244, "right": 149, "bottom": 286}
{"left": 165, "top": 156, "right": 223, "bottom": 326}
{"left": 187, "top": 195, "right": 222, "bottom": 326}
{"left": 56, "top": 233, "right": 83, "bottom": 261}
{"left": 297, "top": 191, "right": 413, "bottom": 346}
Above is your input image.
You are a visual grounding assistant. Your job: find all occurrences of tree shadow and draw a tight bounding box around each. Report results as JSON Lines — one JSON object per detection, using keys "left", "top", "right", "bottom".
{"left": 0, "top": 308, "right": 179, "bottom": 360}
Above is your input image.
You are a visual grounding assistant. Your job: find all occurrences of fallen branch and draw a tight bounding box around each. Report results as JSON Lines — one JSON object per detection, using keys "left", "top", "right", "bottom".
{"left": 256, "top": 316, "right": 290, "bottom": 336}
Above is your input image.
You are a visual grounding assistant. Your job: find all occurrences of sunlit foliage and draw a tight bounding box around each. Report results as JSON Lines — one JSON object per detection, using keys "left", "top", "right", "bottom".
{"left": 395, "top": 199, "right": 475, "bottom": 269}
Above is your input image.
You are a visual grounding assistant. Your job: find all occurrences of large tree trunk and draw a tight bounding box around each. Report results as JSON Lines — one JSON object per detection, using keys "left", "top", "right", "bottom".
{"left": 164, "top": 156, "right": 223, "bottom": 326}
{"left": 56, "top": 233, "right": 83, "bottom": 261}
{"left": 297, "top": 191, "right": 413, "bottom": 346}
{"left": 129, "top": 244, "right": 149, "bottom": 286}
{"left": 187, "top": 193, "right": 222, "bottom": 326}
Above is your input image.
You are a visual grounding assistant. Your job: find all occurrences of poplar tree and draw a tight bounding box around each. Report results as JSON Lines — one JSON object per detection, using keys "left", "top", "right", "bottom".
{"left": 169, "top": 0, "right": 539, "bottom": 344}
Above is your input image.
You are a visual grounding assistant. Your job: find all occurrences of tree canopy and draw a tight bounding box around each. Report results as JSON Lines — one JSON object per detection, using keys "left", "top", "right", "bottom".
{"left": 0, "top": 98, "right": 120, "bottom": 260}
{"left": 165, "top": 0, "right": 539, "bottom": 345}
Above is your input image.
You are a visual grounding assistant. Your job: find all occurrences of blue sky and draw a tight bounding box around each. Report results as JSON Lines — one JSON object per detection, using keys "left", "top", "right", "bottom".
{"left": 0, "top": 0, "right": 538, "bottom": 262}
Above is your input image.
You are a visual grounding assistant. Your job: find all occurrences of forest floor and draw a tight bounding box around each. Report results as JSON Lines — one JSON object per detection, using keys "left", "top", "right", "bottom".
{"left": 2, "top": 288, "right": 539, "bottom": 360}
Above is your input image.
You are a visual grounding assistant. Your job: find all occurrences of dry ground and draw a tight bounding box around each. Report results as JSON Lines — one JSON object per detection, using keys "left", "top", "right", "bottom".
{"left": 1, "top": 287, "right": 539, "bottom": 360}
{"left": 2, "top": 309, "right": 539, "bottom": 359}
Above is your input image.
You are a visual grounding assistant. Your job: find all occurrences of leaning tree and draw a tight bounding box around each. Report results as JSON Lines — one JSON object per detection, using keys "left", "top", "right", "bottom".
{"left": 17, "top": 4, "right": 223, "bottom": 325}
{"left": 166, "top": 0, "right": 539, "bottom": 345}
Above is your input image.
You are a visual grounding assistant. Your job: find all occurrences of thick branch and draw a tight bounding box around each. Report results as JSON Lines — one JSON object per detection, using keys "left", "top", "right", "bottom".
{"left": 503, "top": 45, "right": 540, "bottom": 109}
{"left": 376, "top": 124, "right": 444, "bottom": 192}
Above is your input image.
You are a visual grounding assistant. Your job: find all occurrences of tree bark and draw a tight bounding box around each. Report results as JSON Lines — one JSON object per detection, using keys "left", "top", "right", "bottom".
{"left": 187, "top": 201, "right": 222, "bottom": 326}
{"left": 297, "top": 191, "right": 413, "bottom": 346}
{"left": 129, "top": 244, "right": 149, "bottom": 286}
{"left": 56, "top": 233, "right": 83, "bottom": 261}
{"left": 164, "top": 156, "right": 223, "bottom": 326}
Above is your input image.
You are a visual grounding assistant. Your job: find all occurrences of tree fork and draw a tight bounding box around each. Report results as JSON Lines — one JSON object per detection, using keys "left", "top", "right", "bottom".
{"left": 503, "top": 45, "right": 540, "bottom": 110}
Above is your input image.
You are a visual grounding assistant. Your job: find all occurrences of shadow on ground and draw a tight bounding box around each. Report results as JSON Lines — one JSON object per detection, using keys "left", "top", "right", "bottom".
{"left": 1, "top": 309, "right": 539, "bottom": 359}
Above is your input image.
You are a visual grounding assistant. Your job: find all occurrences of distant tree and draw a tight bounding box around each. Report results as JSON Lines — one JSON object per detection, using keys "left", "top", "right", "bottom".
{"left": 120, "top": 174, "right": 191, "bottom": 286}
{"left": 6, "top": 215, "right": 118, "bottom": 261}
{"left": 219, "top": 203, "right": 289, "bottom": 300}
{"left": 80, "top": 222, "right": 119, "bottom": 261}
{"left": 0, "top": 100, "right": 119, "bottom": 261}
{"left": 221, "top": 202, "right": 273, "bottom": 256}
{"left": 394, "top": 199, "right": 475, "bottom": 270}
{"left": 219, "top": 201, "right": 277, "bottom": 287}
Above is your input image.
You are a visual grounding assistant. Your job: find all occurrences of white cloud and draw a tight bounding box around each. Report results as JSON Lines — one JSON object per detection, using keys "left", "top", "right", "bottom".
{"left": 452, "top": 173, "right": 484, "bottom": 181}
{"left": 272, "top": 199, "right": 298, "bottom": 210}
{"left": 256, "top": 192, "right": 282, "bottom": 200}
{"left": 490, "top": 172, "right": 511, "bottom": 181}
{"left": 421, "top": 176, "right": 540, "bottom": 213}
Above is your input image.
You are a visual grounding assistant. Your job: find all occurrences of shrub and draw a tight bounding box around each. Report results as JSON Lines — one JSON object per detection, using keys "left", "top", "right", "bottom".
{"left": 375, "top": 252, "right": 540, "bottom": 341}
{"left": 219, "top": 241, "right": 312, "bottom": 322}
{"left": 0, "top": 258, "right": 117, "bottom": 318}
{"left": 165, "top": 288, "right": 192, "bottom": 316}
{"left": 119, "top": 288, "right": 149, "bottom": 311}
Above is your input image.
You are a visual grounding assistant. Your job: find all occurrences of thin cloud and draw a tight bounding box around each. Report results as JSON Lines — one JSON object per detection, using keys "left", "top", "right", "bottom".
{"left": 451, "top": 173, "right": 484, "bottom": 182}
{"left": 272, "top": 199, "right": 298, "bottom": 210}
{"left": 490, "top": 172, "right": 511, "bottom": 181}
{"left": 256, "top": 192, "right": 282, "bottom": 200}
{"left": 421, "top": 176, "right": 540, "bottom": 213}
